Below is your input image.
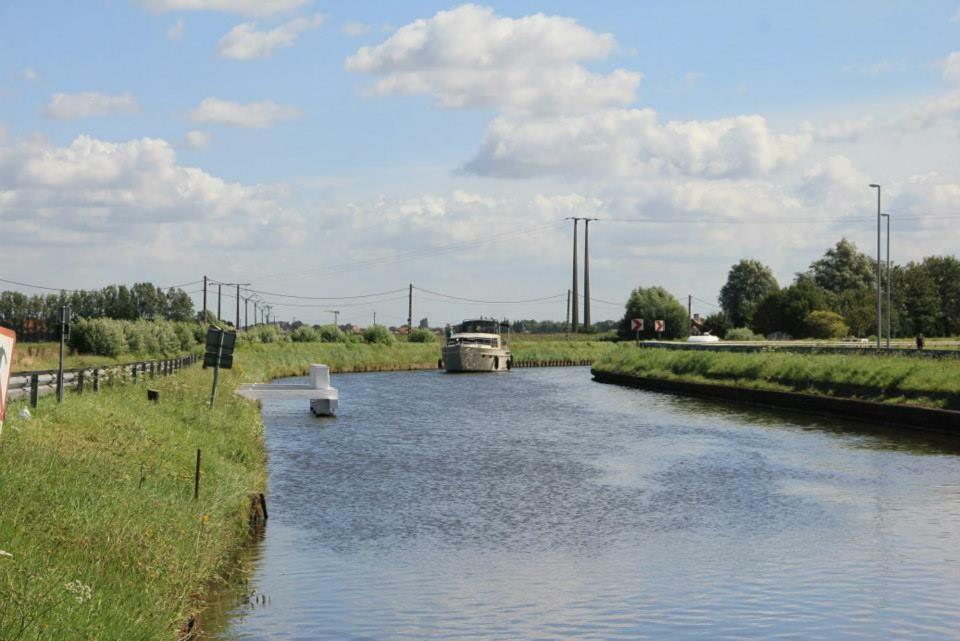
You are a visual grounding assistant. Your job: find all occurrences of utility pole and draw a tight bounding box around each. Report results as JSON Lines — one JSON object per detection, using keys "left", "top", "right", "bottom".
{"left": 244, "top": 296, "right": 249, "bottom": 330}
{"left": 202, "top": 275, "right": 208, "bottom": 324}
{"left": 566, "top": 289, "right": 571, "bottom": 332}
{"left": 408, "top": 283, "right": 413, "bottom": 329}
{"left": 57, "top": 304, "right": 68, "bottom": 403}
{"left": 326, "top": 310, "right": 340, "bottom": 325}
{"left": 583, "top": 218, "right": 597, "bottom": 329}
{"left": 236, "top": 284, "right": 240, "bottom": 330}
{"left": 567, "top": 217, "right": 581, "bottom": 332}
{"left": 688, "top": 295, "right": 692, "bottom": 333}
{"left": 882, "top": 213, "right": 891, "bottom": 349}
{"left": 217, "top": 282, "right": 222, "bottom": 323}
{"left": 870, "top": 184, "right": 881, "bottom": 349}
{"left": 373, "top": 311, "right": 377, "bottom": 326}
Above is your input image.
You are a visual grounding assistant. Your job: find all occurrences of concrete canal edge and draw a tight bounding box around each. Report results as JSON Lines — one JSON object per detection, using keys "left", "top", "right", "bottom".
{"left": 591, "top": 369, "right": 960, "bottom": 435}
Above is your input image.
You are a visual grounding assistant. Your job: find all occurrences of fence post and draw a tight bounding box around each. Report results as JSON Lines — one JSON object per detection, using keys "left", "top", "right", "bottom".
{"left": 132, "top": 364, "right": 138, "bottom": 383}
{"left": 30, "top": 374, "right": 39, "bottom": 408}
{"left": 94, "top": 368, "right": 101, "bottom": 392}
{"left": 77, "top": 370, "right": 85, "bottom": 394}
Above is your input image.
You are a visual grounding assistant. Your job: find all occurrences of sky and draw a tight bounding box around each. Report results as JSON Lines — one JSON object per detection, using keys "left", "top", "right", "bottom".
{"left": 2, "top": 1, "right": 960, "bottom": 327}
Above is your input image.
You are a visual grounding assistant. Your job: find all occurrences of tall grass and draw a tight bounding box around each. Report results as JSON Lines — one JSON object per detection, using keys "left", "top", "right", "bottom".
{"left": 0, "top": 364, "right": 265, "bottom": 640}
{"left": 594, "top": 345, "right": 960, "bottom": 408}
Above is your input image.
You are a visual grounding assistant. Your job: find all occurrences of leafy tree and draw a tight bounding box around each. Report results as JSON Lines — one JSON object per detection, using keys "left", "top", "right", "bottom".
{"left": 835, "top": 288, "right": 877, "bottom": 337}
{"left": 719, "top": 259, "right": 779, "bottom": 327}
{"left": 921, "top": 256, "right": 960, "bottom": 335}
{"left": 894, "top": 263, "right": 941, "bottom": 336}
{"left": 809, "top": 238, "right": 875, "bottom": 294}
{"left": 750, "top": 276, "right": 832, "bottom": 338}
{"left": 617, "top": 286, "right": 689, "bottom": 340}
{"left": 804, "top": 310, "right": 849, "bottom": 339}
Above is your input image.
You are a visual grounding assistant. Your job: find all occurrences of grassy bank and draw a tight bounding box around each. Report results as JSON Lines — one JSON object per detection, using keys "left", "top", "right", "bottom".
{"left": 234, "top": 340, "right": 614, "bottom": 380}
{"left": 594, "top": 345, "right": 960, "bottom": 409}
{"left": 0, "top": 363, "right": 265, "bottom": 640}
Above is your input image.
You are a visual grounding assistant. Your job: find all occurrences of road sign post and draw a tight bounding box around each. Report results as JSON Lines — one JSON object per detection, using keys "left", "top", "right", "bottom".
{"left": 655, "top": 319, "right": 665, "bottom": 340}
{"left": 205, "top": 326, "right": 236, "bottom": 408}
{"left": 631, "top": 318, "right": 644, "bottom": 343}
{"left": 0, "top": 327, "right": 16, "bottom": 439}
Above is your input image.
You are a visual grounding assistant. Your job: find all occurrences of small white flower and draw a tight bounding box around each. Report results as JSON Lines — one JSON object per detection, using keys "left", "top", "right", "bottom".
{"left": 64, "top": 579, "right": 93, "bottom": 604}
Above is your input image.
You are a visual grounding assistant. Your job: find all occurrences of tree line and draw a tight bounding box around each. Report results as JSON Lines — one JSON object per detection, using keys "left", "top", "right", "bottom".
{"left": 0, "top": 283, "right": 195, "bottom": 341}
{"left": 617, "top": 238, "right": 960, "bottom": 340}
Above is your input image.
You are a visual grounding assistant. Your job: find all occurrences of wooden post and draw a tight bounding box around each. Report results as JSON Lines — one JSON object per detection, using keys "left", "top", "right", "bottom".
{"left": 77, "top": 370, "right": 85, "bottom": 394}
{"left": 30, "top": 374, "right": 39, "bottom": 408}
{"left": 194, "top": 449, "right": 201, "bottom": 500}
{"left": 93, "top": 368, "right": 100, "bottom": 392}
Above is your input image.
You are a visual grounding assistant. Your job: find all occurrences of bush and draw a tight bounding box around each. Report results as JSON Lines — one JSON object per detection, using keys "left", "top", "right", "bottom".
{"left": 726, "top": 327, "right": 764, "bottom": 341}
{"left": 804, "top": 310, "right": 849, "bottom": 339}
{"left": 291, "top": 326, "right": 319, "bottom": 342}
{"left": 362, "top": 324, "right": 395, "bottom": 345}
{"left": 702, "top": 312, "right": 731, "bottom": 339}
{"left": 70, "top": 318, "right": 128, "bottom": 357}
{"left": 407, "top": 328, "right": 436, "bottom": 343}
{"left": 245, "top": 324, "right": 284, "bottom": 344}
{"left": 317, "top": 324, "right": 346, "bottom": 343}
{"left": 68, "top": 318, "right": 198, "bottom": 357}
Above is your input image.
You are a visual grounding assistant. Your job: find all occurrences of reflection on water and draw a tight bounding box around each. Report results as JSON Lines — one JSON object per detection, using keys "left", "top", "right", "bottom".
{"left": 212, "top": 367, "right": 960, "bottom": 640}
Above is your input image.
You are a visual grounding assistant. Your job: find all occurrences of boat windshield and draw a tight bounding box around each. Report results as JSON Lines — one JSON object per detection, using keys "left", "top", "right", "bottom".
{"left": 447, "top": 336, "right": 499, "bottom": 347}
{"left": 458, "top": 320, "right": 500, "bottom": 334}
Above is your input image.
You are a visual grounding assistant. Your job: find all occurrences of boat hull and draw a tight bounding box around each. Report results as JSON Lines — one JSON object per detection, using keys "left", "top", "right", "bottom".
{"left": 442, "top": 345, "right": 511, "bottom": 372}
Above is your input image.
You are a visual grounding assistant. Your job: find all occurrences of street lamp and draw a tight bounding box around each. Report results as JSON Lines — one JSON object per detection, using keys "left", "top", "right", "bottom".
{"left": 869, "top": 184, "right": 881, "bottom": 349}
{"left": 881, "top": 213, "right": 891, "bottom": 349}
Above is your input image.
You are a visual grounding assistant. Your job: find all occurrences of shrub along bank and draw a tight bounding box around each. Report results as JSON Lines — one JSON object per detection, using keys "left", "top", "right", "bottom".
{"left": 594, "top": 345, "right": 960, "bottom": 409}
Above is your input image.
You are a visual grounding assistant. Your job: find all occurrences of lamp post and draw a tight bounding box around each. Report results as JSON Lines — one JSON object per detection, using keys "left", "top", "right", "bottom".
{"left": 869, "top": 184, "right": 881, "bottom": 349}
{"left": 881, "top": 213, "right": 891, "bottom": 349}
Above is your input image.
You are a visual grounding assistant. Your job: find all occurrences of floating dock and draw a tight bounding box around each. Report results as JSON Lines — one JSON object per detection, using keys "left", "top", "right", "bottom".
{"left": 236, "top": 364, "right": 339, "bottom": 416}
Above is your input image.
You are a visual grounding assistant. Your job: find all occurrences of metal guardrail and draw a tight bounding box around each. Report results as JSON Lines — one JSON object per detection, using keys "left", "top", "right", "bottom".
{"left": 8, "top": 353, "right": 200, "bottom": 405}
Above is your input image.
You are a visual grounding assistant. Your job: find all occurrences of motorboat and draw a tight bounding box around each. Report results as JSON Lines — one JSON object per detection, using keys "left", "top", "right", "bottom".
{"left": 441, "top": 319, "right": 511, "bottom": 372}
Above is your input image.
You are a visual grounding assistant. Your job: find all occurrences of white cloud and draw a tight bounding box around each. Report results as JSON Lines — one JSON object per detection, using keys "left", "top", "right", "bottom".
{"left": 217, "top": 13, "right": 325, "bottom": 60}
{"left": 188, "top": 97, "right": 300, "bottom": 127}
{"left": 897, "top": 91, "right": 960, "bottom": 129}
{"left": 23, "top": 68, "right": 39, "bottom": 81}
{"left": 0, "top": 133, "right": 299, "bottom": 250}
{"left": 807, "top": 117, "right": 875, "bottom": 143}
{"left": 43, "top": 92, "right": 140, "bottom": 120}
{"left": 342, "top": 21, "right": 371, "bottom": 37}
{"left": 943, "top": 52, "right": 960, "bottom": 85}
{"left": 140, "top": 0, "right": 308, "bottom": 17}
{"left": 184, "top": 130, "right": 211, "bottom": 149}
{"left": 167, "top": 18, "right": 185, "bottom": 39}
{"left": 464, "top": 109, "right": 810, "bottom": 179}
{"left": 346, "top": 4, "right": 640, "bottom": 115}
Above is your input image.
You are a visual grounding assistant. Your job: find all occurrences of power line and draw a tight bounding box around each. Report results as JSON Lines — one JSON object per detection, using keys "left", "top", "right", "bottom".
{"left": 0, "top": 277, "right": 74, "bottom": 293}
{"left": 250, "top": 222, "right": 563, "bottom": 283}
{"left": 242, "top": 286, "right": 408, "bottom": 301}
{"left": 416, "top": 287, "right": 566, "bottom": 305}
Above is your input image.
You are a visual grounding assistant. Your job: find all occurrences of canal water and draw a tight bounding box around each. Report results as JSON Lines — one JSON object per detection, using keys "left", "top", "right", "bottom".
{"left": 212, "top": 367, "right": 960, "bottom": 640}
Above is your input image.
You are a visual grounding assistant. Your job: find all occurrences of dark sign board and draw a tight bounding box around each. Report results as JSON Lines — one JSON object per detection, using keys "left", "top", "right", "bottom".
{"left": 204, "top": 326, "right": 237, "bottom": 370}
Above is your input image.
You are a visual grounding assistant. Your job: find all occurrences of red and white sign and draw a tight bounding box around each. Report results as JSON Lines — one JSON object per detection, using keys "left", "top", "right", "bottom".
{"left": 0, "top": 326, "right": 16, "bottom": 434}
{"left": 654, "top": 319, "right": 665, "bottom": 333}
{"left": 631, "top": 318, "right": 644, "bottom": 332}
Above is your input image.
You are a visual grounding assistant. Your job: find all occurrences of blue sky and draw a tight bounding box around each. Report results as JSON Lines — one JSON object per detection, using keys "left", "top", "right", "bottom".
{"left": 2, "top": 2, "right": 960, "bottom": 326}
